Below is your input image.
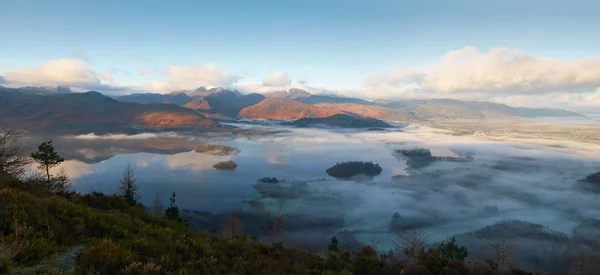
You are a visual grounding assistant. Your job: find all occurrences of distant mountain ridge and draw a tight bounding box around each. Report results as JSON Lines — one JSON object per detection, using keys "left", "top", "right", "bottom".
{"left": 0, "top": 86, "right": 217, "bottom": 134}
{"left": 1, "top": 85, "right": 586, "bottom": 125}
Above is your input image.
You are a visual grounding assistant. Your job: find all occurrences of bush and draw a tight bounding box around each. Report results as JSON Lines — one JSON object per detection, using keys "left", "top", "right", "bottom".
{"left": 0, "top": 258, "right": 12, "bottom": 274}
{"left": 76, "top": 239, "right": 135, "bottom": 274}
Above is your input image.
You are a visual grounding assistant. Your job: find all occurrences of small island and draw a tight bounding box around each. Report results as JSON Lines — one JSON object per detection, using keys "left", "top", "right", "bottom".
{"left": 194, "top": 144, "right": 240, "bottom": 156}
{"left": 284, "top": 114, "right": 392, "bottom": 128}
{"left": 257, "top": 177, "right": 279, "bottom": 183}
{"left": 325, "top": 161, "right": 382, "bottom": 178}
{"left": 584, "top": 171, "right": 600, "bottom": 184}
{"left": 393, "top": 148, "right": 472, "bottom": 169}
{"left": 213, "top": 161, "right": 238, "bottom": 170}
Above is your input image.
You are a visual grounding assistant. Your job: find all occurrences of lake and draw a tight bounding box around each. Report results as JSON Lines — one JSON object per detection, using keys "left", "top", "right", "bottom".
{"left": 46, "top": 123, "right": 600, "bottom": 253}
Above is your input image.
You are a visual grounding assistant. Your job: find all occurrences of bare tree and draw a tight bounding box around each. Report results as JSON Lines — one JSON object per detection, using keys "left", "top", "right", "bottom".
{"left": 119, "top": 164, "right": 140, "bottom": 206}
{"left": 267, "top": 206, "right": 286, "bottom": 240}
{"left": 369, "top": 232, "right": 382, "bottom": 250}
{"left": 488, "top": 237, "right": 513, "bottom": 271}
{"left": 152, "top": 194, "right": 164, "bottom": 218}
{"left": 569, "top": 251, "right": 586, "bottom": 275}
{"left": 0, "top": 129, "right": 31, "bottom": 178}
{"left": 47, "top": 168, "right": 72, "bottom": 193}
{"left": 392, "top": 229, "right": 428, "bottom": 265}
{"left": 222, "top": 211, "right": 244, "bottom": 238}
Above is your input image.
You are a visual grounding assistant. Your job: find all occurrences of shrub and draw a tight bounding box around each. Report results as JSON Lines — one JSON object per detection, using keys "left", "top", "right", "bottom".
{"left": 76, "top": 239, "right": 135, "bottom": 274}
{"left": 438, "top": 236, "right": 469, "bottom": 261}
{"left": 0, "top": 257, "right": 12, "bottom": 274}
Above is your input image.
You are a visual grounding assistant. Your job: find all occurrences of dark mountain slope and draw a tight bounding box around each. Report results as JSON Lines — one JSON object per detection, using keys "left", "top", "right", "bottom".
{"left": 284, "top": 114, "right": 392, "bottom": 128}
{"left": 0, "top": 90, "right": 217, "bottom": 134}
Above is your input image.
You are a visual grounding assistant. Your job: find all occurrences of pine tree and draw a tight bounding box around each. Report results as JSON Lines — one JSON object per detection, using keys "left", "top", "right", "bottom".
{"left": 31, "top": 140, "right": 64, "bottom": 182}
{"left": 165, "top": 192, "right": 182, "bottom": 222}
{"left": 119, "top": 164, "right": 140, "bottom": 206}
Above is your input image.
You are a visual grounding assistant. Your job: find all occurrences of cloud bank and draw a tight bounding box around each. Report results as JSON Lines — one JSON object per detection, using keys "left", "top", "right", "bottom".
{"left": 144, "top": 64, "right": 241, "bottom": 93}
{"left": 65, "top": 132, "right": 180, "bottom": 140}
{"left": 2, "top": 46, "right": 600, "bottom": 110}
{"left": 3, "top": 59, "right": 101, "bottom": 87}
{"left": 262, "top": 72, "right": 292, "bottom": 86}
{"left": 365, "top": 47, "right": 600, "bottom": 96}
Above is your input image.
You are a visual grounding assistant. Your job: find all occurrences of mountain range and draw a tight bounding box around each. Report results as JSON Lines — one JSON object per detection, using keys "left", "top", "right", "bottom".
{"left": 0, "top": 86, "right": 217, "bottom": 134}
{"left": 0, "top": 85, "right": 586, "bottom": 134}
{"left": 112, "top": 86, "right": 583, "bottom": 121}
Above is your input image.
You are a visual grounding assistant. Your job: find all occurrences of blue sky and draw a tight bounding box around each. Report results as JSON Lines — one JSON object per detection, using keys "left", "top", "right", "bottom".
{"left": 1, "top": 0, "right": 600, "bottom": 110}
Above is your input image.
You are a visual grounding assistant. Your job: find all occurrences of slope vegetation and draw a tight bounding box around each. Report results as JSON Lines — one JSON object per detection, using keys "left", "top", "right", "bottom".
{"left": 0, "top": 174, "right": 539, "bottom": 274}
{"left": 239, "top": 98, "right": 341, "bottom": 120}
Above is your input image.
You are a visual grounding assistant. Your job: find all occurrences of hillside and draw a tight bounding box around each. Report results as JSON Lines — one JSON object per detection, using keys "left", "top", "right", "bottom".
{"left": 0, "top": 88, "right": 217, "bottom": 134}
{"left": 239, "top": 98, "right": 341, "bottom": 120}
{"left": 116, "top": 92, "right": 193, "bottom": 105}
{"left": 382, "top": 99, "right": 585, "bottom": 119}
{"left": 183, "top": 97, "right": 212, "bottom": 111}
{"left": 183, "top": 92, "right": 265, "bottom": 117}
{"left": 314, "top": 103, "right": 413, "bottom": 121}
{"left": 0, "top": 174, "right": 540, "bottom": 274}
{"left": 285, "top": 114, "right": 392, "bottom": 128}
{"left": 296, "top": 95, "right": 374, "bottom": 105}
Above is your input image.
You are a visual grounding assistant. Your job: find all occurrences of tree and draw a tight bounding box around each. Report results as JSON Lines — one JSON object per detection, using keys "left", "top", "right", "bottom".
{"left": 30, "top": 140, "right": 64, "bottom": 182}
{"left": 328, "top": 236, "right": 340, "bottom": 252}
{"left": 438, "top": 236, "right": 468, "bottom": 261}
{"left": 0, "top": 129, "right": 31, "bottom": 178}
{"left": 152, "top": 194, "right": 164, "bottom": 218}
{"left": 47, "top": 168, "right": 72, "bottom": 193}
{"left": 222, "top": 211, "right": 244, "bottom": 238}
{"left": 165, "top": 192, "right": 183, "bottom": 222}
{"left": 119, "top": 164, "right": 140, "bottom": 206}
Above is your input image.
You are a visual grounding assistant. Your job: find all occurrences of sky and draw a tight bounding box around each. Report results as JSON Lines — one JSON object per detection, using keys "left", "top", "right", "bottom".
{"left": 1, "top": 0, "right": 600, "bottom": 112}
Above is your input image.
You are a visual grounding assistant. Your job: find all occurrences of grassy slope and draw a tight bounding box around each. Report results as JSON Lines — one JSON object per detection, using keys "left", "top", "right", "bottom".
{"left": 0, "top": 174, "right": 539, "bottom": 275}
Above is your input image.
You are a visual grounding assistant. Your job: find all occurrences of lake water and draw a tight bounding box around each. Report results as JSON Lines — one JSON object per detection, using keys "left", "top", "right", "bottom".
{"left": 53, "top": 123, "right": 600, "bottom": 252}
{"left": 62, "top": 125, "right": 409, "bottom": 211}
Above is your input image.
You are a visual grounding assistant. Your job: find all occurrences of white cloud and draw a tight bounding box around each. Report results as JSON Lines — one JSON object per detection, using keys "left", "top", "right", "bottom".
{"left": 3, "top": 59, "right": 101, "bottom": 86}
{"left": 99, "top": 72, "right": 113, "bottom": 83}
{"left": 164, "top": 150, "right": 230, "bottom": 171}
{"left": 366, "top": 47, "right": 600, "bottom": 96}
{"left": 64, "top": 132, "right": 180, "bottom": 140}
{"left": 262, "top": 72, "right": 292, "bottom": 86}
{"left": 143, "top": 64, "right": 240, "bottom": 93}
